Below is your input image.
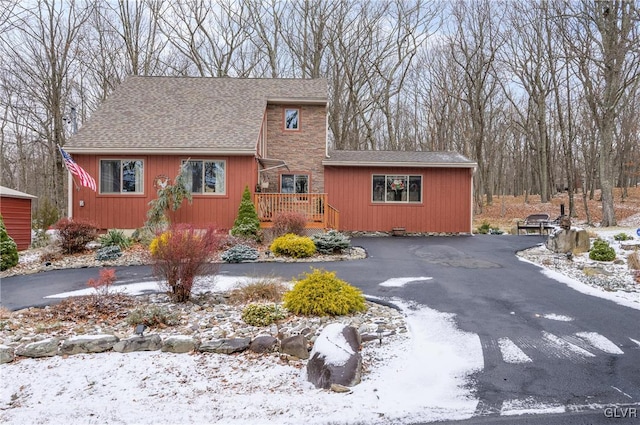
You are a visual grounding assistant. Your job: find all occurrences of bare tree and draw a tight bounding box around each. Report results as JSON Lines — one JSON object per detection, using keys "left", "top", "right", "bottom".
{"left": 564, "top": 0, "right": 640, "bottom": 226}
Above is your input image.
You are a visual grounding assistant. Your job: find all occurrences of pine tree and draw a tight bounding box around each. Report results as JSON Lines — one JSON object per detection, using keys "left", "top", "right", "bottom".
{"left": 0, "top": 215, "right": 19, "bottom": 271}
{"left": 231, "top": 186, "right": 261, "bottom": 240}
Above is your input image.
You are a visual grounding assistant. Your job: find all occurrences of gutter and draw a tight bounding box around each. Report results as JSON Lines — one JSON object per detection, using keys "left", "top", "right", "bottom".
{"left": 321, "top": 160, "right": 478, "bottom": 169}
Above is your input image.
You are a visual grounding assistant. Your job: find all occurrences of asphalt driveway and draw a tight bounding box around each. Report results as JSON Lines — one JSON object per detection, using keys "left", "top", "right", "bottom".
{"left": 2, "top": 235, "right": 639, "bottom": 423}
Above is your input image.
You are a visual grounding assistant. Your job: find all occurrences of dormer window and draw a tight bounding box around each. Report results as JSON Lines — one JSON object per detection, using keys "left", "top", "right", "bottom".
{"left": 284, "top": 108, "right": 299, "bottom": 130}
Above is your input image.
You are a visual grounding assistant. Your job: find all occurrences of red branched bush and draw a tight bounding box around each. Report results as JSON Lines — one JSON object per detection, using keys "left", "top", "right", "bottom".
{"left": 272, "top": 211, "right": 307, "bottom": 237}
{"left": 149, "top": 224, "right": 222, "bottom": 302}
{"left": 54, "top": 218, "right": 98, "bottom": 254}
{"left": 87, "top": 268, "right": 117, "bottom": 296}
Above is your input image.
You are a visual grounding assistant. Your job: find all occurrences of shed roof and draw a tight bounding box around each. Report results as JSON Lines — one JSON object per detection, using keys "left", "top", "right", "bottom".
{"left": 65, "top": 76, "right": 327, "bottom": 155}
{"left": 0, "top": 186, "right": 37, "bottom": 200}
{"left": 323, "top": 150, "right": 477, "bottom": 168}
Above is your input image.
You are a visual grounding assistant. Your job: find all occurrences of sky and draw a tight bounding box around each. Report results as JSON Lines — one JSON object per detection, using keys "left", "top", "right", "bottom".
{"left": 1, "top": 229, "right": 639, "bottom": 424}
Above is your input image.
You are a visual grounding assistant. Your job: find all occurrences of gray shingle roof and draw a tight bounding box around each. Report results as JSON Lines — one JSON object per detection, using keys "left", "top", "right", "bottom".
{"left": 65, "top": 76, "right": 327, "bottom": 154}
{"left": 323, "top": 150, "right": 476, "bottom": 168}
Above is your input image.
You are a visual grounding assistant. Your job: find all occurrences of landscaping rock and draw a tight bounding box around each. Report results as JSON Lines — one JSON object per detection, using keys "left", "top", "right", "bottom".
{"left": 113, "top": 334, "right": 162, "bottom": 353}
{"left": 249, "top": 336, "right": 278, "bottom": 353}
{"left": 161, "top": 335, "right": 198, "bottom": 353}
{"left": 307, "top": 324, "right": 362, "bottom": 389}
{"left": 15, "top": 337, "right": 60, "bottom": 358}
{"left": 199, "top": 337, "right": 251, "bottom": 354}
{"left": 546, "top": 228, "right": 590, "bottom": 253}
{"left": 280, "top": 334, "right": 309, "bottom": 359}
{"left": 60, "top": 334, "right": 119, "bottom": 355}
{"left": 0, "top": 344, "right": 15, "bottom": 363}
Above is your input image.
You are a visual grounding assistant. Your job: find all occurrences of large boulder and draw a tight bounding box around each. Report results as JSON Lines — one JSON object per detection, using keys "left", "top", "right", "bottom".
{"left": 280, "top": 334, "right": 309, "bottom": 359}
{"left": 162, "top": 335, "right": 199, "bottom": 353}
{"left": 199, "top": 338, "right": 251, "bottom": 354}
{"left": 546, "top": 228, "right": 590, "bottom": 254}
{"left": 15, "top": 338, "right": 60, "bottom": 358}
{"left": 0, "top": 345, "right": 15, "bottom": 363}
{"left": 307, "top": 324, "right": 362, "bottom": 389}
{"left": 249, "top": 336, "right": 278, "bottom": 354}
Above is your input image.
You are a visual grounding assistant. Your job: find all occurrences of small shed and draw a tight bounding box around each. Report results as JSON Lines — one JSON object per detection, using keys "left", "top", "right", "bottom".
{"left": 0, "top": 186, "right": 37, "bottom": 250}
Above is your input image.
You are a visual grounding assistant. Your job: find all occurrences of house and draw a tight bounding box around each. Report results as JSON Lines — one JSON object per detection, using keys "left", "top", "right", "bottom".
{"left": 64, "top": 76, "right": 476, "bottom": 235}
{"left": 0, "top": 186, "right": 37, "bottom": 250}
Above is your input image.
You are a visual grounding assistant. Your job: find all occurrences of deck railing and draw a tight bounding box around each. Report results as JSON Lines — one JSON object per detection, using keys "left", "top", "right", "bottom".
{"left": 253, "top": 193, "right": 338, "bottom": 229}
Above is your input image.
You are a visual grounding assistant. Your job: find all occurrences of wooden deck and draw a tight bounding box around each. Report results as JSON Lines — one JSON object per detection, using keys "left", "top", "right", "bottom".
{"left": 254, "top": 193, "right": 339, "bottom": 229}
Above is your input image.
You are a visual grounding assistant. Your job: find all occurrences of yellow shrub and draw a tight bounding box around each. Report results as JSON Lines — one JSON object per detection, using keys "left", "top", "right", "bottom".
{"left": 269, "top": 233, "right": 316, "bottom": 258}
{"left": 283, "top": 268, "right": 366, "bottom": 316}
{"left": 149, "top": 232, "right": 170, "bottom": 256}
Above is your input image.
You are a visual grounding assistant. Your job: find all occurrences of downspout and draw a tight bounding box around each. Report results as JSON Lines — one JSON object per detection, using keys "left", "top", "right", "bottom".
{"left": 470, "top": 166, "right": 477, "bottom": 235}
{"left": 67, "top": 173, "right": 73, "bottom": 219}
{"left": 325, "top": 109, "right": 330, "bottom": 158}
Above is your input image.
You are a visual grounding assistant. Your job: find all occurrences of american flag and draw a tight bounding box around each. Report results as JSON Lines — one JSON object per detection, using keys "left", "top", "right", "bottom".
{"left": 58, "top": 146, "right": 97, "bottom": 191}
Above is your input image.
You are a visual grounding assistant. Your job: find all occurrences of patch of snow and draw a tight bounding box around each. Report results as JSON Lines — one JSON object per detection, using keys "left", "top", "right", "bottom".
{"left": 501, "top": 397, "right": 565, "bottom": 416}
{"left": 542, "top": 331, "right": 595, "bottom": 358}
{"left": 498, "top": 338, "right": 532, "bottom": 364}
{"left": 379, "top": 277, "right": 432, "bottom": 287}
{"left": 67, "top": 334, "right": 117, "bottom": 341}
{"left": 575, "top": 332, "right": 624, "bottom": 355}
{"left": 630, "top": 338, "right": 640, "bottom": 348}
{"left": 542, "top": 314, "right": 573, "bottom": 322}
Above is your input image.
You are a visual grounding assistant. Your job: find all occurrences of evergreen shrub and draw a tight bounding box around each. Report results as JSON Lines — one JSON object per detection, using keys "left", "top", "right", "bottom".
{"left": 99, "top": 229, "right": 132, "bottom": 249}
{"left": 283, "top": 268, "right": 366, "bottom": 316}
{"left": 95, "top": 245, "right": 122, "bottom": 261}
{"left": 311, "top": 230, "right": 351, "bottom": 254}
{"left": 0, "top": 215, "right": 18, "bottom": 271}
{"left": 589, "top": 238, "right": 616, "bottom": 262}
{"left": 613, "top": 233, "right": 632, "bottom": 241}
{"left": 241, "top": 303, "right": 287, "bottom": 327}
{"left": 230, "top": 186, "right": 261, "bottom": 241}
{"left": 221, "top": 244, "right": 259, "bottom": 263}
{"left": 270, "top": 233, "right": 316, "bottom": 258}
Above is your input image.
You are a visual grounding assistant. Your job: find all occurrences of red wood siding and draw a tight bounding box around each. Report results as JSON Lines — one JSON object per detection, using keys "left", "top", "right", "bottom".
{"left": 325, "top": 166, "right": 473, "bottom": 233}
{"left": 1, "top": 196, "right": 32, "bottom": 250}
{"left": 71, "top": 155, "right": 257, "bottom": 231}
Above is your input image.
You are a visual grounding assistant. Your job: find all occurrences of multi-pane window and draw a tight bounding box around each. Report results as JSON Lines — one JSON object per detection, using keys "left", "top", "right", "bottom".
{"left": 183, "top": 160, "right": 226, "bottom": 194}
{"left": 100, "top": 159, "right": 144, "bottom": 193}
{"left": 284, "top": 108, "right": 299, "bottom": 130}
{"left": 281, "top": 174, "right": 309, "bottom": 193}
{"left": 372, "top": 175, "right": 422, "bottom": 203}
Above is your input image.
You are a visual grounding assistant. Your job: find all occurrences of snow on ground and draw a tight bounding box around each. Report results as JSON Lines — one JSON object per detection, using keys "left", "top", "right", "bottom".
{"left": 0, "top": 278, "right": 484, "bottom": 425}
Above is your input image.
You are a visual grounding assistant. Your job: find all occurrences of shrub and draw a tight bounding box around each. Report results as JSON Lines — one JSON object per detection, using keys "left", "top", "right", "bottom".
{"left": 95, "top": 245, "right": 122, "bottom": 261}
{"left": 311, "top": 230, "right": 351, "bottom": 254}
{"left": 54, "top": 217, "right": 97, "bottom": 254}
{"left": 241, "top": 303, "right": 287, "bottom": 327}
{"left": 126, "top": 305, "right": 180, "bottom": 327}
{"left": 613, "top": 232, "right": 632, "bottom": 241}
{"left": 270, "top": 233, "right": 316, "bottom": 258}
{"left": 272, "top": 211, "right": 307, "bottom": 237}
{"left": 39, "top": 246, "right": 63, "bottom": 264}
{"left": 589, "top": 238, "right": 616, "bottom": 262}
{"left": 228, "top": 278, "right": 288, "bottom": 304}
{"left": 221, "top": 244, "right": 259, "bottom": 263}
{"left": 99, "top": 229, "right": 132, "bottom": 250}
{"left": 230, "top": 186, "right": 261, "bottom": 240}
{"left": 476, "top": 221, "right": 491, "bottom": 234}
{"left": 87, "top": 268, "right": 117, "bottom": 297}
{"left": 283, "top": 268, "right": 366, "bottom": 316}
{"left": 32, "top": 198, "right": 60, "bottom": 230}
{"left": 131, "top": 227, "right": 155, "bottom": 246}
{"left": 149, "top": 224, "right": 222, "bottom": 302}
{"left": 0, "top": 215, "right": 18, "bottom": 271}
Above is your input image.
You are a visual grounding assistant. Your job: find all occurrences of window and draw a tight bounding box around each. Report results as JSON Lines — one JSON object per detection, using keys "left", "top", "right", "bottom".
{"left": 183, "top": 160, "right": 226, "bottom": 194}
{"left": 372, "top": 174, "right": 422, "bottom": 203}
{"left": 100, "top": 159, "right": 144, "bottom": 193}
{"left": 284, "top": 108, "right": 299, "bottom": 130}
{"left": 281, "top": 174, "right": 308, "bottom": 193}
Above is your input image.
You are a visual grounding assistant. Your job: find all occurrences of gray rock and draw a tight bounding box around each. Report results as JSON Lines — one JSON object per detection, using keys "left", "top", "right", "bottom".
{"left": 199, "top": 337, "right": 250, "bottom": 354}
{"left": 60, "top": 334, "right": 119, "bottom": 355}
{"left": 15, "top": 337, "right": 60, "bottom": 358}
{"left": 0, "top": 344, "right": 15, "bottom": 363}
{"left": 546, "top": 228, "right": 590, "bottom": 253}
{"left": 330, "top": 383, "right": 352, "bottom": 393}
{"left": 307, "top": 324, "right": 362, "bottom": 389}
{"left": 162, "top": 336, "right": 198, "bottom": 353}
{"left": 113, "top": 334, "right": 162, "bottom": 353}
{"left": 280, "top": 334, "right": 309, "bottom": 359}
{"left": 249, "top": 336, "right": 278, "bottom": 353}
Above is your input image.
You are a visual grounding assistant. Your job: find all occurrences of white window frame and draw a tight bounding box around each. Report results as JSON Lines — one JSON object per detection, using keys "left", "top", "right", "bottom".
{"left": 372, "top": 174, "right": 422, "bottom": 203}
{"left": 182, "top": 159, "right": 226, "bottom": 195}
{"left": 99, "top": 159, "right": 144, "bottom": 194}
{"left": 280, "top": 173, "right": 309, "bottom": 194}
